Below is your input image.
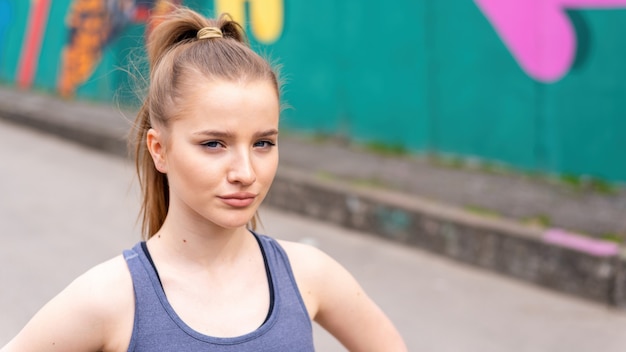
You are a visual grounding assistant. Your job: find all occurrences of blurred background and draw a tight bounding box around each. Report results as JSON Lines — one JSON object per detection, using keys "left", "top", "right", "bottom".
{"left": 2, "top": 0, "right": 626, "bottom": 182}
{"left": 1, "top": 0, "right": 626, "bottom": 350}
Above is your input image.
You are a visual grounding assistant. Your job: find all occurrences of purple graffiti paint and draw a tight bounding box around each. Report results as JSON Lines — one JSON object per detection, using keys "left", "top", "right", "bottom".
{"left": 543, "top": 228, "right": 619, "bottom": 257}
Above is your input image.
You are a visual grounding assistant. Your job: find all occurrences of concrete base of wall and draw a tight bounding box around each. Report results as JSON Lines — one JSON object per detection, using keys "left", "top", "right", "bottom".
{"left": 267, "top": 167, "right": 626, "bottom": 307}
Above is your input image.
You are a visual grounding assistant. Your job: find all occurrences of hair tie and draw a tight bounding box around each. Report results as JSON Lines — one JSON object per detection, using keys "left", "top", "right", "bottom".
{"left": 197, "top": 27, "right": 223, "bottom": 40}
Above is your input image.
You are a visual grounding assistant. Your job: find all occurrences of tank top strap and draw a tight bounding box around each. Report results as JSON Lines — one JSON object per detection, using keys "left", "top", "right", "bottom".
{"left": 123, "top": 243, "right": 181, "bottom": 351}
{"left": 252, "top": 233, "right": 312, "bottom": 325}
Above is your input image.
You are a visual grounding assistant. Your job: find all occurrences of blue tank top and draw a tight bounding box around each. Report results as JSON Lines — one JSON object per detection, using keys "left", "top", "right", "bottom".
{"left": 122, "top": 232, "right": 315, "bottom": 351}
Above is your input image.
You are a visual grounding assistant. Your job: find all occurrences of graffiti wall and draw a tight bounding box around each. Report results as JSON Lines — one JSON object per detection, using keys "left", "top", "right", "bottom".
{"left": 1, "top": 0, "right": 625, "bottom": 182}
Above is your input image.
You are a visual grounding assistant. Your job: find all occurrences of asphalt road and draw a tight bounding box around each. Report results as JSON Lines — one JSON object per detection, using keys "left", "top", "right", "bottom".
{"left": 1, "top": 120, "right": 626, "bottom": 351}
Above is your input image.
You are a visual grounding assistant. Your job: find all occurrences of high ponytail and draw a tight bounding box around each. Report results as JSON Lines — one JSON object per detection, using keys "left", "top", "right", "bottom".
{"left": 131, "top": 5, "right": 279, "bottom": 239}
{"left": 145, "top": 8, "right": 247, "bottom": 71}
{"left": 146, "top": 8, "right": 211, "bottom": 67}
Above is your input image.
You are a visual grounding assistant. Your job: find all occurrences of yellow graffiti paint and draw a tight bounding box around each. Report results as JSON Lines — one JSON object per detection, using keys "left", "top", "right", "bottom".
{"left": 215, "top": 0, "right": 283, "bottom": 43}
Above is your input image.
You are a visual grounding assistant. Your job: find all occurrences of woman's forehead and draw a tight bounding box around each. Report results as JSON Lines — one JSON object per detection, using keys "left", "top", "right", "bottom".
{"left": 170, "top": 80, "right": 279, "bottom": 131}
{"left": 177, "top": 79, "right": 277, "bottom": 108}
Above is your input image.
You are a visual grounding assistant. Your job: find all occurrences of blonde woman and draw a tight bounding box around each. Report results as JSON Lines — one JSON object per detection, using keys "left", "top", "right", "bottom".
{"left": 2, "top": 6, "right": 406, "bottom": 351}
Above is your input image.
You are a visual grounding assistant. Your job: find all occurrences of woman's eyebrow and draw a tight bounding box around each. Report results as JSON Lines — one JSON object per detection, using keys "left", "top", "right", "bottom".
{"left": 192, "top": 130, "right": 233, "bottom": 138}
{"left": 192, "top": 129, "right": 278, "bottom": 138}
{"left": 255, "top": 129, "right": 279, "bottom": 138}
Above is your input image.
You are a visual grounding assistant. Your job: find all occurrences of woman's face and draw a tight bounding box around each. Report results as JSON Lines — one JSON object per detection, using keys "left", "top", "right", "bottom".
{"left": 153, "top": 79, "right": 279, "bottom": 231}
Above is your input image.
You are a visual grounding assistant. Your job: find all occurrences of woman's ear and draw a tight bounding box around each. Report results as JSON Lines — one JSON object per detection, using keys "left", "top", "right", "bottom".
{"left": 146, "top": 128, "right": 167, "bottom": 173}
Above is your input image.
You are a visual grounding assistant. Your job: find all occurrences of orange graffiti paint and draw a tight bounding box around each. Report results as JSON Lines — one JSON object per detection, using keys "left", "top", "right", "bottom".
{"left": 57, "top": 0, "right": 179, "bottom": 98}
{"left": 146, "top": 0, "right": 179, "bottom": 37}
{"left": 57, "top": 0, "right": 110, "bottom": 97}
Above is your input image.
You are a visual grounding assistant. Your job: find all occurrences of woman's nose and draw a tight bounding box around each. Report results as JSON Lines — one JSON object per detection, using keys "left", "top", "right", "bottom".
{"left": 227, "top": 149, "right": 256, "bottom": 185}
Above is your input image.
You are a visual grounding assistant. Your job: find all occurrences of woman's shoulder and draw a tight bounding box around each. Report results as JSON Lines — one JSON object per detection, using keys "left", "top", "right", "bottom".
{"left": 79, "top": 255, "right": 134, "bottom": 301}
{"left": 273, "top": 239, "right": 330, "bottom": 319}
{"left": 62, "top": 254, "right": 135, "bottom": 327}
{"left": 276, "top": 239, "right": 332, "bottom": 272}
{"left": 56, "top": 255, "right": 135, "bottom": 349}
{"left": 254, "top": 234, "right": 331, "bottom": 275}
{"left": 275, "top": 239, "right": 352, "bottom": 302}
{"left": 1, "top": 255, "right": 135, "bottom": 351}
{"left": 275, "top": 238, "right": 356, "bottom": 290}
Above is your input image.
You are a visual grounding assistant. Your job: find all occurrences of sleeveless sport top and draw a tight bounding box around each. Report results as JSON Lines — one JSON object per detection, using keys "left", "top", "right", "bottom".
{"left": 122, "top": 232, "right": 315, "bottom": 351}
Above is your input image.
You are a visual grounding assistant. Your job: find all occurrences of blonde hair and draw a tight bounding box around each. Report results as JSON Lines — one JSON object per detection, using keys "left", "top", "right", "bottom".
{"left": 131, "top": 6, "right": 279, "bottom": 239}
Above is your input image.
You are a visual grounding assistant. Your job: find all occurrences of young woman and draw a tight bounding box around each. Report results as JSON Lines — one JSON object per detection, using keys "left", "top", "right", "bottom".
{"left": 2, "top": 6, "right": 406, "bottom": 351}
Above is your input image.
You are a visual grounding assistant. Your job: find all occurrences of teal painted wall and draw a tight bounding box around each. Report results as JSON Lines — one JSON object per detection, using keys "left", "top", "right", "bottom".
{"left": 1, "top": 0, "right": 625, "bottom": 181}
{"left": 0, "top": 0, "right": 28, "bottom": 84}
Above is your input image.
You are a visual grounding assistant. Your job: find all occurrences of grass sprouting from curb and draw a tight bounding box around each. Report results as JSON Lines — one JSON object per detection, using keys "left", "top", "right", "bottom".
{"left": 364, "top": 141, "right": 408, "bottom": 157}
{"left": 559, "top": 174, "right": 618, "bottom": 195}
{"left": 522, "top": 214, "right": 552, "bottom": 228}
{"left": 600, "top": 233, "right": 625, "bottom": 244}
{"left": 464, "top": 205, "right": 501, "bottom": 218}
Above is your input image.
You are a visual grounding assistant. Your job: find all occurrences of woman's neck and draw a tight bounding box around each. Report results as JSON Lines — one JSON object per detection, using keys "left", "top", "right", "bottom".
{"left": 146, "top": 210, "right": 255, "bottom": 270}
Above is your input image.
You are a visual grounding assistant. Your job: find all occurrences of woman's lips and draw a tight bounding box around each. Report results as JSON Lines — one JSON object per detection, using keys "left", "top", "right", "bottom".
{"left": 218, "top": 193, "right": 256, "bottom": 208}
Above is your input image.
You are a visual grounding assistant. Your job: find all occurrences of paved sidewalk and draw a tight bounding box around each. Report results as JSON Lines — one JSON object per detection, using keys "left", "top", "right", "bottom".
{"left": 1, "top": 85, "right": 626, "bottom": 305}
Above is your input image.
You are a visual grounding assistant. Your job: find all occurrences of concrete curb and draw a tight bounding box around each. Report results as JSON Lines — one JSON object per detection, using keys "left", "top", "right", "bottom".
{"left": 0, "top": 88, "right": 130, "bottom": 157}
{"left": 267, "top": 168, "right": 626, "bottom": 306}
{"left": 1, "top": 87, "right": 624, "bottom": 307}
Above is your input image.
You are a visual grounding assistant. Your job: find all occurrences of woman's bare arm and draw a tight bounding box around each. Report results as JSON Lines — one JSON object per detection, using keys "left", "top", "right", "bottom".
{"left": 1, "top": 256, "right": 134, "bottom": 352}
{"left": 282, "top": 241, "right": 407, "bottom": 351}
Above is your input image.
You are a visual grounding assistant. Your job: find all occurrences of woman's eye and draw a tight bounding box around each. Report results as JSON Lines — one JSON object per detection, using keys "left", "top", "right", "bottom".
{"left": 254, "top": 140, "right": 276, "bottom": 148}
{"left": 202, "top": 141, "right": 223, "bottom": 149}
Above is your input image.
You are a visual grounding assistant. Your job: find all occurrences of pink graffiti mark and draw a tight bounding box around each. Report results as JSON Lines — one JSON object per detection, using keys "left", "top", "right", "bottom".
{"left": 474, "top": 0, "right": 626, "bottom": 83}
{"left": 17, "top": 0, "right": 51, "bottom": 89}
{"left": 543, "top": 228, "right": 619, "bottom": 257}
